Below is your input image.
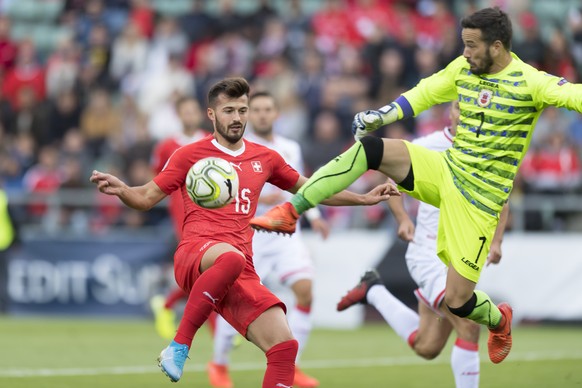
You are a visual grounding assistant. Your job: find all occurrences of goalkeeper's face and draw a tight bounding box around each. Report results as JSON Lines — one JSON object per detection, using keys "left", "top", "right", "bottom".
{"left": 461, "top": 28, "right": 494, "bottom": 75}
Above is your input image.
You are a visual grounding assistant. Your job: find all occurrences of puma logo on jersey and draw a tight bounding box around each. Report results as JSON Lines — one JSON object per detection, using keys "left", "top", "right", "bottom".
{"left": 203, "top": 291, "right": 218, "bottom": 304}
{"left": 230, "top": 162, "right": 243, "bottom": 171}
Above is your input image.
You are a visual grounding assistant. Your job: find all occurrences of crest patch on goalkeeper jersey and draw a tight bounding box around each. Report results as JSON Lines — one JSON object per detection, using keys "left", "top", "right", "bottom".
{"left": 478, "top": 89, "right": 493, "bottom": 107}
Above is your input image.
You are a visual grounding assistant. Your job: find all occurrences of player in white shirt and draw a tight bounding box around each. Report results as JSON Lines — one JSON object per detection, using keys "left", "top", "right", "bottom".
{"left": 337, "top": 101, "right": 509, "bottom": 388}
{"left": 208, "top": 92, "right": 329, "bottom": 388}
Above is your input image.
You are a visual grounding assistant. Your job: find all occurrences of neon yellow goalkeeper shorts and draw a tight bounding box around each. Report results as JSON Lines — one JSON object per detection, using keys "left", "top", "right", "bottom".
{"left": 399, "top": 141, "right": 499, "bottom": 283}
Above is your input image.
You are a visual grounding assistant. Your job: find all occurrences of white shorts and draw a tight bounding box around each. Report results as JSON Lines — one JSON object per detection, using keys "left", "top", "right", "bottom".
{"left": 252, "top": 229, "right": 314, "bottom": 287}
{"left": 405, "top": 236, "right": 447, "bottom": 315}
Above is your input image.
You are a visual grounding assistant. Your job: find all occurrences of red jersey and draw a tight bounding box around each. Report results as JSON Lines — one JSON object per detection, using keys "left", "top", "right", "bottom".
{"left": 151, "top": 131, "right": 206, "bottom": 239}
{"left": 153, "top": 135, "right": 300, "bottom": 258}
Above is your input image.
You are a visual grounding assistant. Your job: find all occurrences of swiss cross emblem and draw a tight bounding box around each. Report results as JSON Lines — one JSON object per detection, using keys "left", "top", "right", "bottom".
{"left": 251, "top": 161, "right": 262, "bottom": 172}
{"left": 477, "top": 89, "right": 492, "bottom": 107}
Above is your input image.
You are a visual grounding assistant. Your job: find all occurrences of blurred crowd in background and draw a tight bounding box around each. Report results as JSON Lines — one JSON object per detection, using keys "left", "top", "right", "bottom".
{"left": 1, "top": 0, "right": 582, "bottom": 234}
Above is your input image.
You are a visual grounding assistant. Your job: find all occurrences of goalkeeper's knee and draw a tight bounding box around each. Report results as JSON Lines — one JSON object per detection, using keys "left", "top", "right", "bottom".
{"left": 360, "top": 136, "right": 384, "bottom": 170}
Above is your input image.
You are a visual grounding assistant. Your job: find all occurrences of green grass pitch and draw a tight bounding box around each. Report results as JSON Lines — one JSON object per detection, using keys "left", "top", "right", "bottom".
{"left": 1, "top": 317, "right": 581, "bottom": 387}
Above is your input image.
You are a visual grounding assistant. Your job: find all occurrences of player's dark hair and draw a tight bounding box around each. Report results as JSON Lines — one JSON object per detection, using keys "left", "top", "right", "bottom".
{"left": 461, "top": 7, "right": 512, "bottom": 50}
{"left": 175, "top": 96, "right": 198, "bottom": 111}
{"left": 249, "top": 91, "right": 277, "bottom": 107}
{"left": 207, "top": 77, "right": 250, "bottom": 108}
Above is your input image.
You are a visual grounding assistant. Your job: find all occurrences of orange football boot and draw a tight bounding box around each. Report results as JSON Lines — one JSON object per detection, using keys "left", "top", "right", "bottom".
{"left": 293, "top": 367, "right": 319, "bottom": 388}
{"left": 487, "top": 302, "right": 513, "bottom": 364}
{"left": 250, "top": 202, "right": 299, "bottom": 235}
{"left": 207, "top": 362, "right": 234, "bottom": 388}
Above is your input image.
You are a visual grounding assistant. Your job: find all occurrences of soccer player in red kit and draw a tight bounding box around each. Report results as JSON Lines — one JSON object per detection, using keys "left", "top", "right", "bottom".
{"left": 90, "top": 77, "right": 399, "bottom": 387}
{"left": 148, "top": 96, "right": 211, "bottom": 340}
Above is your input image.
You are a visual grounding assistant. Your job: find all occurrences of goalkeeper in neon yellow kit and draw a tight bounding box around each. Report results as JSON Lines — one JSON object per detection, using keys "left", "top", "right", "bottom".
{"left": 251, "top": 7, "right": 582, "bottom": 364}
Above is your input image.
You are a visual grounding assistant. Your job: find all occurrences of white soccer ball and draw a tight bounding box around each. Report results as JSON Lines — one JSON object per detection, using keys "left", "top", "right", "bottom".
{"left": 185, "top": 157, "right": 239, "bottom": 209}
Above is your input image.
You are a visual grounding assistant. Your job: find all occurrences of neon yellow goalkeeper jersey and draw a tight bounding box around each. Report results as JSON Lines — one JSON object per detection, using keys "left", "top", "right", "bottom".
{"left": 401, "top": 53, "right": 582, "bottom": 216}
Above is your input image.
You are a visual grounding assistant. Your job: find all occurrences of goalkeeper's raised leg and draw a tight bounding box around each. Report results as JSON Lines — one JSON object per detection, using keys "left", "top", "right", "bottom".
{"left": 250, "top": 102, "right": 406, "bottom": 234}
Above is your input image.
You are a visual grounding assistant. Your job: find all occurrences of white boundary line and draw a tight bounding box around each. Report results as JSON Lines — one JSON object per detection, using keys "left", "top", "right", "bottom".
{"left": 1, "top": 351, "right": 582, "bottom": 378}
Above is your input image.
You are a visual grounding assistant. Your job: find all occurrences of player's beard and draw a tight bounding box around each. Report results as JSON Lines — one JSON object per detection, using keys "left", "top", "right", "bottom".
{"left": 215, "top": 119, "right": 245, "bottom": 144}
{"left": 470, "top": 47, "right": 494, "bottom": 75}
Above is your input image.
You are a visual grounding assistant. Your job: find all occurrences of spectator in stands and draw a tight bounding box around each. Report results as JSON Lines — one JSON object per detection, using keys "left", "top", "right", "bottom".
{"left": 513, "top": 11, "right": 546, "bottom": 70}
{"left": 255, "top": 18, "right": 288, "bottom": 65}
{"left": 296, "top": 49, "right": 326, "bottom": 123}
{"left": 520, "top": 128, "right": 582, "bottom": 230}
{"left": 179, "top": 0, "right": 217, "bottom": 44}
{"left": 47, "top": 90, "right": 82, "bottom": 145}
{"left": 58, "top": 156, "right": 89, "bottom": 231}
{"left": 0, "top": 88, "right": 13, "bottom": 132}
{"left": 371, "top": 46, "right": 408, "bottom": 104}
{"left": 281, "top": 0, "right": 311, "bottom": 67}
{"left": 302, "top": 110, "right": 348, "bottom": 175}
{"left": 45, "top": 37, "right": 81, "bottom": 99}
{"left": 1, "top": 40, "right": 46, "bottom": 110}
{"left": 128, "top": 0, "right": 154, "bottom": 39}
{"left": 145, "top": 89, "right": 186, "bottom": 143}
{"left": 0, "top": 124, "right": 17, "bottom": 188}
{"left": 60, "top": 129, "right": 91, "bottom": 176}
{"left": 80, "top": 88, "right": 120, "bottom": 158}
{"left": 438, "top": 20, "right": 462, "bottom": 67}
{"left": 568, "top": 5, "right": 582, "bottom": 77}
{"left": 74, "top": 0, "right": 121, "bottom": 47}
{"left": 214, "top": 0, "right": 246, "bottom": 36}
{"left": 81, "top": 23, "right": 112, "bottom": 88}
{"left": 22, "top": 144, "right": 63, "bottom": 218}
{"left": 212, "top": 29, "right": 255, "bottom": 78}
{"left": 0, "top": 133, "right": 35, "bottom": 190}
{"left": 150, "top": 16, "right": 188, "bottom": 59}
{"left": 521, "top": 130, "right": 582, "bottom": 194}
{"left": 137, "top": 52, "right": 193, "bottom": 118}
{"left": 531, "top": 106, "right": 565, "bottom": 147}
{"left": 8, "top": 86, "right": 50, "bottom": 147}
{"left": 311, "top": 0, "right": 358, "bottom": 54}
{"left": 544, "top": 27, "right": 579, "bottom": 83}
{"left": 245, "top": 0, "right": 279, "bottom": 43}
{"left": 109, "top": 21, "right": 148, "bottom": 85}
{"left": 568, "top": 113, "right": 582, "bottom": 152}
{"left": 0, "top": 15, "right": 17, "bottom": 76}
{"left": 115, "top": 94, "right": 149, "bottom": 152}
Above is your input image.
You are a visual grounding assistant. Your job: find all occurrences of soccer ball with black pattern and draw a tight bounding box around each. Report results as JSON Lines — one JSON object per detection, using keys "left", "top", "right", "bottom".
{"left": 186, "top": 157, "right": 239, "bottom": 209}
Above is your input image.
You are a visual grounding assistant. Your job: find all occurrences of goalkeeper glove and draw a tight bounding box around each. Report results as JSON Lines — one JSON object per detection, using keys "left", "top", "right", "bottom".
{"left": 352, "top": 103, "right": 399, "bottom": 141}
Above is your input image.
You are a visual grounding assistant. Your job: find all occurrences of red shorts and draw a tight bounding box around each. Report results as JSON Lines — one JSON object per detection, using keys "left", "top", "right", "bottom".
{"left": 174, "top": 239, "right": 285, "bottom": 336}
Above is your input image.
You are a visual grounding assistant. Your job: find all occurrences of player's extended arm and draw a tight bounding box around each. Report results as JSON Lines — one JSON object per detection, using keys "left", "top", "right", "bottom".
{"left": 486, "top": 202, "right": 510, "bottom": 266}
{"left": 387, "top": 193, "right": 415, "bottom": 242}
{"left": 90, "top": 170, "right": 167, "bottom": 211}
{"left": 288, "top": 175, "right": 400, "bottom": 206}
{"left": 352, "top": 101, "right": 403, "bottom": 140}
{"left": 352, "top": 58, "right": 461, "bottom": 140}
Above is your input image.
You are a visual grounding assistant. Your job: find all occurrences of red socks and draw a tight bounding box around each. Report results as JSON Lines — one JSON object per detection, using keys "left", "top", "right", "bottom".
{"left": 174, "top": 252, "right": 245, "bottom": 347}
{"left": 263, "top": 339, "right": 298, "bottom": 388}
{"left": 164, "top": 288, "right": 188, "bottom": 309}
